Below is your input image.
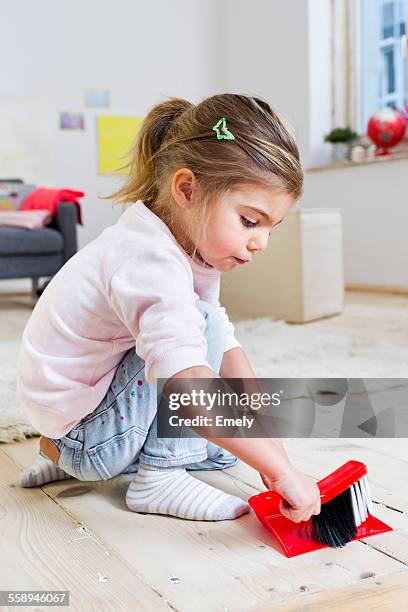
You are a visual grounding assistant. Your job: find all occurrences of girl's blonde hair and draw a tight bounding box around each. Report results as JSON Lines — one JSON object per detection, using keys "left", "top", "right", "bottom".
{"left": 108, "top": 94, "right": 303, "bottom": 254}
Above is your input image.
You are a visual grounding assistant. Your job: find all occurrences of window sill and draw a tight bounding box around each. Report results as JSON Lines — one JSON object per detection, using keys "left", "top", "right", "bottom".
{"left": 307, "top": 150, "right": 408, "bottom": 173}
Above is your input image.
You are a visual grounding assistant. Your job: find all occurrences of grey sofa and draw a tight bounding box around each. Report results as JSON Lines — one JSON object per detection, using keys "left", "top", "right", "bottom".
{"left": 0, "top": 181, "right": 78, "bottom": 296}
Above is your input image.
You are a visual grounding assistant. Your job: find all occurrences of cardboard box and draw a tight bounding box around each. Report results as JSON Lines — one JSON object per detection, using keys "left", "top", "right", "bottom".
{"left": 220, "top": 208, "right": 344, "bottom": 323}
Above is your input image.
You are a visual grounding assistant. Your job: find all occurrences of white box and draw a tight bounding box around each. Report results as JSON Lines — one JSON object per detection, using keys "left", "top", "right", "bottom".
{"left": 220, "top": 208, "right": 344, "bottom": 323}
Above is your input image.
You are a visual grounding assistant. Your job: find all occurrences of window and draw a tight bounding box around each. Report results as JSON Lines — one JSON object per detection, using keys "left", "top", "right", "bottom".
{"left": 360, "top": 0, "right": 407, "bottom": 131}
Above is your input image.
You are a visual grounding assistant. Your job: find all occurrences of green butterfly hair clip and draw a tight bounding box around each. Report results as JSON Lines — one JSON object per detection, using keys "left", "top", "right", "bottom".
{"left": 212, "top": 117, "right": 235, "bottom": 140}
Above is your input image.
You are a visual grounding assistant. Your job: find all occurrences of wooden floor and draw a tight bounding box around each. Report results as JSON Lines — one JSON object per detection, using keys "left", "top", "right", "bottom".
{"left": 0, "top": 291, "right": 408, "bottom": 611}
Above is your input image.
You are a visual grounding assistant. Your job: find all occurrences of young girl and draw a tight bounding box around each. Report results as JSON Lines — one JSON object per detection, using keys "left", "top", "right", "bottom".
{"left": 17, "top": 93, "right": 320, "bottom": 523}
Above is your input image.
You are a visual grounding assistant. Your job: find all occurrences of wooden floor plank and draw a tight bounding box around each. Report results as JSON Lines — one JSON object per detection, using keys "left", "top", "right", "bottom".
{"left": 36, "top": 477, "right": 407, "bottom": 610}
{"left": 2, "top": 440, "right": 406, "bottom": 611}
{"left": 304, "top": 291, "right": 408, "bottom": 347}
{"left": 343, "top": 438, "right": 408, "bottom": 463}
{"left": 0, "top": 448, "right": 173, "bottom": 612}
{"left": 2, "top": 285, "right": 408, "bottom": 610}
{"left": 4, "top": 438, "right": 408, "bottom": 560}
{"left": 254, "top": 571, "right": 408, "bottom": 612}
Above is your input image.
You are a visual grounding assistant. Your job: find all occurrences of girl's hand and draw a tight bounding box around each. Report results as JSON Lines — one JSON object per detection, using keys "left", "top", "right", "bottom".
{"left": 259, "top": 465, "right": 321, "bottom": 523}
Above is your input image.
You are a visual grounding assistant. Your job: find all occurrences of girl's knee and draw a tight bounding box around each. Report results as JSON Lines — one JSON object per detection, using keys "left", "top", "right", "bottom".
{"left": 196, "top": 300, "right": 226, "bottom": 339}
{"left": 196, "top": 300, "right": 227, "bottom": 372}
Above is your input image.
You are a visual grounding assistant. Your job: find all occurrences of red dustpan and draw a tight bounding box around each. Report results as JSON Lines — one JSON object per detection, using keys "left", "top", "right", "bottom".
{"left": 248, "top": 460, "right": 392, "bottom": 558}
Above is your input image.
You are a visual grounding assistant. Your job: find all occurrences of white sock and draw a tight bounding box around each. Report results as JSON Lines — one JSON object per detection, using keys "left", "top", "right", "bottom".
{"left": 126, "top": 462, "right": 250, "bottom": 521}
{"left": 19, "top": 457, "right": 72, "bottom": 487}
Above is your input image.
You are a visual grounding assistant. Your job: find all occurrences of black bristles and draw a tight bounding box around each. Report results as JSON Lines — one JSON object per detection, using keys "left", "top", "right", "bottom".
{"left": 312, "top": 488, "right": 358, "bottom": 548}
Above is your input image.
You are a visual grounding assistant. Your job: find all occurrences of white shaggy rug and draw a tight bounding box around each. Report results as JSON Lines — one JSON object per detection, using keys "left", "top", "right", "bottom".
{"left": 236, "top": 318, "right": 408, "bottom": 378}
{"left": 1, "top": 319, "right": 407, "bottom": 442}
{"left": 0, "top": 340, "right": 39, "bottom": 442}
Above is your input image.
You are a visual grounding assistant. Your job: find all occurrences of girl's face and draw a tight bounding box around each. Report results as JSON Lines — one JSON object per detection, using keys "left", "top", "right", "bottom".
{"left": 191, "top": 184, "right": 295, "bottom": 272}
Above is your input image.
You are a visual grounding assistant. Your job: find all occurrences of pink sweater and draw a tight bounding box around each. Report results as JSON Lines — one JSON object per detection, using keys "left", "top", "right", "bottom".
{"left": 17, "top": 201, "right": 240, "bottom": 438}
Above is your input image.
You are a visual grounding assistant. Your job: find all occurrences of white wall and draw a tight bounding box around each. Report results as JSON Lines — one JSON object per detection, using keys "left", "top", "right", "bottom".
{"left": 302, "top": 159, "right": 408, "bottom": 287}
{"left": 219, "top": 0, "right": 310, "bottom": 164}
{"left": 216, "top": 0, "right": 332, "bottom": 168}
{"left": 0, "top": 0, "right": 221, "bottom": 248}
{"left": 300, "top": 1, "right": 408, "bottom": 288}
{"left": 1, "top": 0, "right": 407, "bottom": 287}
{"left": 218, "top": 0, "right": 408, "bottom": 288}
{"left": 307, "top": 0, "right": 332, "bottom": 167}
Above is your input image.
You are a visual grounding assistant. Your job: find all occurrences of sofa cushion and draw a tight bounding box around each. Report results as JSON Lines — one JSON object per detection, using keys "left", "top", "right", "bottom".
{"left": 0, "top": 227, "right": 63, "bottom": 254}
{"left": 0, "top": 253, "right": 63, "bottom": 278}
{"left": 0, "top": 210, "right": 52, "bottom": 229}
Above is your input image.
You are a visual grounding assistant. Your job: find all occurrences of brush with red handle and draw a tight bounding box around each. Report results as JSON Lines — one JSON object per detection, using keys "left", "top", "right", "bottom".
{"left": 248, "top": 460, "right": 392, "bottom": 557}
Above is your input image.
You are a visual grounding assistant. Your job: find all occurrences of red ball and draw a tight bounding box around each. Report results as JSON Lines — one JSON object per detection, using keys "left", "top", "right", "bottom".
{"left": 367, "top": 109, "right": 406, "bottom": 150}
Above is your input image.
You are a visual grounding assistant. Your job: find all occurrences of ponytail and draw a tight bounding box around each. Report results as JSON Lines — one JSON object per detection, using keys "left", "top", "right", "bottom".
{"left": 108, "top": 97, "right": 193, "bottom": 206}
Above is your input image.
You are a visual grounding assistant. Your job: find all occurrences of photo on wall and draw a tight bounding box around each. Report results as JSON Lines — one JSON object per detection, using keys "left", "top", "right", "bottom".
{"left": 59, "top": 112, "right": 85, "bottom": 131}
{"left": 96, "top": 115, "right": 144, "bottom": 175}
{"left": 84, "top": 89, "right": 110, "bottom": 109}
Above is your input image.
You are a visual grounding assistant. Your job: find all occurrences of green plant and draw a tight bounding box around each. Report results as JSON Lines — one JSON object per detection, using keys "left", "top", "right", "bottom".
{"left": 324, "top": 127, "right": 359, "bottom": 143}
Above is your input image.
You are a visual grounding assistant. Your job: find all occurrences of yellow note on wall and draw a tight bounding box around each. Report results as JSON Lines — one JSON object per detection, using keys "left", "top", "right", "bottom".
{"left": 97, "top": 115, "right": 144, "bottom": 175}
